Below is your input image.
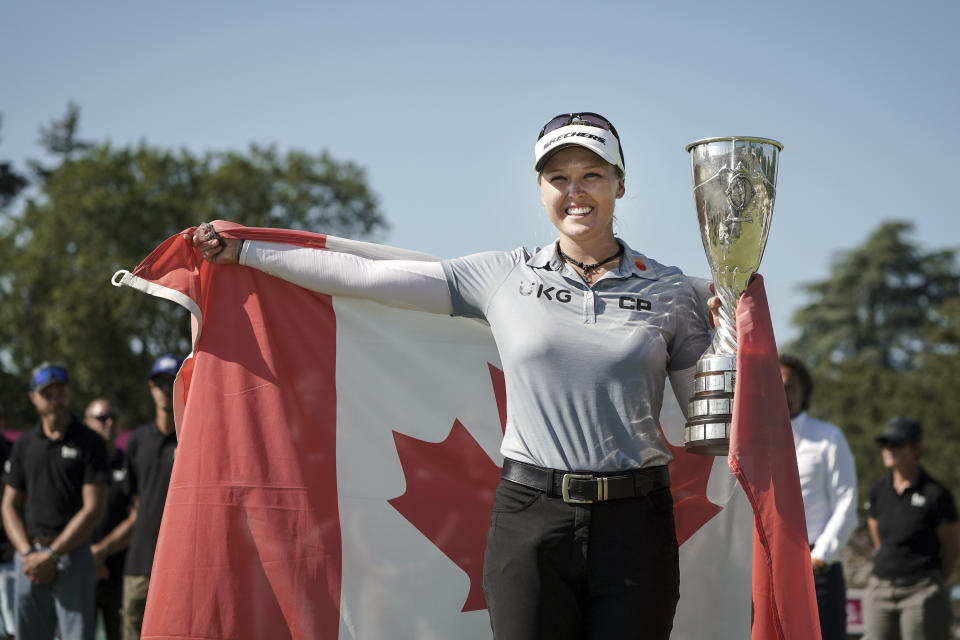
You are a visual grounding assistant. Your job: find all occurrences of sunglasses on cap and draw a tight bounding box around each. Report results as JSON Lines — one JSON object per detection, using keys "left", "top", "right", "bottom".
{"left": 536, "top": 112, "right": 626, "bottom": 170}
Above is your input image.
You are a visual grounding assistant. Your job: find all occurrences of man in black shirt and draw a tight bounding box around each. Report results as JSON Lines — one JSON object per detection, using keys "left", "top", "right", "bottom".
{"left": 1, "top": 363, "right": 108, "bottom": 640}
{"left": 122, "top": 355, "right": 181, "bottom": 640}
{"left": 85, "top": 398, "right": 133, "bottom": 640}
{"left": 865, "top": 417, "right": 960, "bottom": 640}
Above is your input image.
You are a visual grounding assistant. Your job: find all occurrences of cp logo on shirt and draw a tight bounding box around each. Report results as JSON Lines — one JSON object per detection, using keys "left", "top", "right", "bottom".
{"left": 619, "top": 296, "right": 652, "bottom": 311}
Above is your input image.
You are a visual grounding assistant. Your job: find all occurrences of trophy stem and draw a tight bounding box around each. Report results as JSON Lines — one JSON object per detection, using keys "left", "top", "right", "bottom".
{"left": 709, "top": 282, "right": 739, "bottom": 356}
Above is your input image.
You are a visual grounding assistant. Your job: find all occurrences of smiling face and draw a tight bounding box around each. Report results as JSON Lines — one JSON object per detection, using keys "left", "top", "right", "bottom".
{"left": 539, "top": 147, "right": 624, "bottom": 253}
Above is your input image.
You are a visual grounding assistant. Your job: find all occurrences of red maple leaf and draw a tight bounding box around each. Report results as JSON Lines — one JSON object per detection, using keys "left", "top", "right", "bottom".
{"left": 390, "top": 364, "right": 722, "bottom": 612}
{"left": 661, "top": 426, "right": 723, "bottom": 545}
{"left": 388, "top": 365, "right": 506, "bottom": 612}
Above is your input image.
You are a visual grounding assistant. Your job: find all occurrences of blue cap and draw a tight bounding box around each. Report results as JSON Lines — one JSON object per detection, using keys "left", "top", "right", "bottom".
{"left": 150, "top": 354, "right": 183, "bottom": 379}
{"left": 31, "top": 362, "right": 69, "bottom": 392}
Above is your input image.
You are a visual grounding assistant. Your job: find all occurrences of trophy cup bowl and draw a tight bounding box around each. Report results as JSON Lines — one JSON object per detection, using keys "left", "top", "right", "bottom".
{"left": 683, "top": 136, "right": 782, "bottom": 455}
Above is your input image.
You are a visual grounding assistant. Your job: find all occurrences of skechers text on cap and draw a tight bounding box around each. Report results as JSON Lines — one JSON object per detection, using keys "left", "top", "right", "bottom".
{"left": 534, "top": 113, "right": 625, "bottom": 175}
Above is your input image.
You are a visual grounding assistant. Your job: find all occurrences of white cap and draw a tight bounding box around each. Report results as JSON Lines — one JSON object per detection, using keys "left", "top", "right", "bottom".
{"left": 534, "top": 124, "right": 625, "bottom": 174}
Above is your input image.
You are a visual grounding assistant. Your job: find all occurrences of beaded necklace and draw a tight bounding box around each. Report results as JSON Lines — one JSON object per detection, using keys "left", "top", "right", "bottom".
{"left": 557, "top": 242, "right": 624, "bottom": 284}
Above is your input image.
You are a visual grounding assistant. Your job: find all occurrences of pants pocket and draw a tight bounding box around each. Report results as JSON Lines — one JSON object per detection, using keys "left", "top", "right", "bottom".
{"left": 490, "top": 479, "right": 543, "bottom": 514}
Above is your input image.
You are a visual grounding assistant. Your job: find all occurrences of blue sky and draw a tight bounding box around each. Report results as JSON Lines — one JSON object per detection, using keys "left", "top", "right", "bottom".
{"left": 2, "top": 0, "right": 958, "bottom": 343}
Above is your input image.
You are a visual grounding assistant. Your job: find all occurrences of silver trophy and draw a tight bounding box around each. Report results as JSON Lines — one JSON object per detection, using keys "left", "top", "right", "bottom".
{"left": 683, "top": 137, "right": 782, "bottom": 455}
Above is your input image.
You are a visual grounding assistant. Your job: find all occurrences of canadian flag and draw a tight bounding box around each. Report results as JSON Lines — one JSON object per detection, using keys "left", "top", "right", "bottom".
{"left": 113, "top": 222, "right": 818, "bottom": 640}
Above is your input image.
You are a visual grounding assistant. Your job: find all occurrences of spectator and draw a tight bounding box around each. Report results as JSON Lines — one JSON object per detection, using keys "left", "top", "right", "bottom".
{"left": 1, "top": 363, "right": 108, "bottom": 640}
{"left": 779, "top": 354, "right": 858, "bottom": 640}
{"left": 85, "top": 398, "right": 134, "bottom": 640}
{"left": 864, "top": 417, "right": 959, "bottom": 640}
{"left": 122, "top": 355, "right": 181, "bottom": 640}
{"left": 0, "top": 404, "right": 14, "bottom": 640}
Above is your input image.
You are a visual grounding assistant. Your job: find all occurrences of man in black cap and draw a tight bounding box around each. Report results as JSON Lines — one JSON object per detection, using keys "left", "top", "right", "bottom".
{"left": 122, "top": 355, "right": 181, "bottom": 640}
{"left": 1, "top": 363, "right": 108, "bottom": 640}
{"left": 864, "top": 417, "right": 959, "bottom": 640}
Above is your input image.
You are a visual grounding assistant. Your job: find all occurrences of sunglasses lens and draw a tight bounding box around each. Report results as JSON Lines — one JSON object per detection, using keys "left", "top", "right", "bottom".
{"left": 538, "top": 113, "right": 616, "bottom": 140}
{"left": 571, "top": 113, "right": 610, "bottom": 129}
{"left": 539, "top": 114, "right": 573, "bottom": 139}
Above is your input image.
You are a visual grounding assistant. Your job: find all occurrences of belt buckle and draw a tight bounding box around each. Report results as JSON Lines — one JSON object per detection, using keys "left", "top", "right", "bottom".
{"left": 561, "top": 473, "right": 596, "bottom": 504}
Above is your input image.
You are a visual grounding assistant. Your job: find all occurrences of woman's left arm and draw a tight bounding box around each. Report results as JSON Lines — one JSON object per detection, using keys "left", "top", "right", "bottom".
{"left": 667, "top": 275, "right": 721, "bottom": 418}
{"left": 668, "top": 366, "right": 697, "bottom": 419}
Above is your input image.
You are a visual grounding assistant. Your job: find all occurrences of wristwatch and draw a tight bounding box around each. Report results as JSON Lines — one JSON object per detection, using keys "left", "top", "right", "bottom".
{"left": 48, "top": 549, "right": 60, "bottom": 563}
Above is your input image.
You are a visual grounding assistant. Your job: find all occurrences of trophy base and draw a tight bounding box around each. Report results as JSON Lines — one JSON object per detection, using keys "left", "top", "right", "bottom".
{"left": 683, "top": 354, "right": 735, "bottom": 456}
{"left": 683, "top": 437, "right": 730, "bottom": 456}
{"left": 683, "top": 418, "right": 731, "bottom": 455}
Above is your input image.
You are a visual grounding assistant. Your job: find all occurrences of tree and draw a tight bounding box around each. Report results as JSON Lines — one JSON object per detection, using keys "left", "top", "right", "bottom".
{"left": 786, "top": 221, "right": 960, "bottom": 513}
{"left": 790, "top": 221, "right": 959, "bottom": 371}
{"left": 0, "top": 114, "right": 28, "bottom": 209}
{"left": 0, "top": 105, "right": 389, "bottom": 428}
{"left": 0, "top": 113, "right": 31, "bottom": 429}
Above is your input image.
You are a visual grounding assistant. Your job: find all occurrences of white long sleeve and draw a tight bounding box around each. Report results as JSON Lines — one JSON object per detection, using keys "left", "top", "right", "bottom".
{"left": 792, "top": 412, "right": 858, "bottom": 564}
{"left": 239, "top": 240, "right": 453, "bottom": 315}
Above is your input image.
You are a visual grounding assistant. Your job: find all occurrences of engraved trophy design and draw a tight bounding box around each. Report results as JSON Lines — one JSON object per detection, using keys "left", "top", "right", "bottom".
{"left": 683, "top": 137, "right": 782, "bottom": 455}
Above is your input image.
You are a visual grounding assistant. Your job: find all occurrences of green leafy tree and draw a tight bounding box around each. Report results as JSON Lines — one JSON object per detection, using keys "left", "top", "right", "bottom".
{"left": 0, "top": 105, "right": 388, "bottom": 428}
{"left": 0, "top": 114, "right": 28, "bottom": 209}
{"left": 0, "top": 115, "right": 28, "bottom": 218}
{"left": 0, "top": 113, "right": 31, "bottom": 428}
{"left": 791, "top": 221, "right": 958, "bottom": 371}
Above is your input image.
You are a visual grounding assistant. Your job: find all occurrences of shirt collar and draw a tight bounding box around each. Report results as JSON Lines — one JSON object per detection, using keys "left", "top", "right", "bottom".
{"left": 152, "top": 422, "right": 178, "bottom": 442}
{"left": 526, "top": 239, "right": 660, "bottom": 281}
{"left": 37, "top": 417, "right": 81, "bottom": 443}
{"left": 899, "top": 467, "right": 930, "bottom": 492}
{"left": 526, "top": 243, "right": 564, "bottom": 271}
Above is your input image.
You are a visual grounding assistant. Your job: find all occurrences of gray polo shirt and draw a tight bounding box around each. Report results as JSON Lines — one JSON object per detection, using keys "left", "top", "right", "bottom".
{"left": 441, "top": 240, "right": 710, "bottom": 472}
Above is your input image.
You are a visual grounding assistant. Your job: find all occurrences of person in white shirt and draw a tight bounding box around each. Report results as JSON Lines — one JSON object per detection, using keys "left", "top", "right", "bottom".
{"left": 780, "top": 353, "right": 858, "bottom": 640}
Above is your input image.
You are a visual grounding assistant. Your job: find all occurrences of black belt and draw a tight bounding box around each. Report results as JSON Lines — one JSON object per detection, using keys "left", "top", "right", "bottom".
{"left": 501, "top": 458, "right": 671, "bottom": 504}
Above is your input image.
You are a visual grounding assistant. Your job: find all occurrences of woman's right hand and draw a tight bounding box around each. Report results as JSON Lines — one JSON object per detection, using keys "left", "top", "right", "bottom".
{"left": 183, "top": 222, "right": 242, "bottom": 265}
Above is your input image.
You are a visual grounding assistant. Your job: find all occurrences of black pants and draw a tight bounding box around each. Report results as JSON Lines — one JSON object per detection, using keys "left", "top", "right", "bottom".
{"left": 96, "top": 577, "right": 123, "bottom": 640}
{"left": 482, "top": 477, "right": 679, "bottom": 640}
{"left": 814, "top": 562, "right": 847, "bottom": 640}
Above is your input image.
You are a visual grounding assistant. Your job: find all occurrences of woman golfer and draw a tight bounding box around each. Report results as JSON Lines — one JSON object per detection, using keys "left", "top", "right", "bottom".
{"left": 188, "top": 112, "right": 714, "bottom": 639}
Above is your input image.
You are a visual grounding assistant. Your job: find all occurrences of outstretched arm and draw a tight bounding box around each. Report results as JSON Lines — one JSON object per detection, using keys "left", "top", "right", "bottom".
{"left": 184, "top": 223, "right": 452, "bottom": 314}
